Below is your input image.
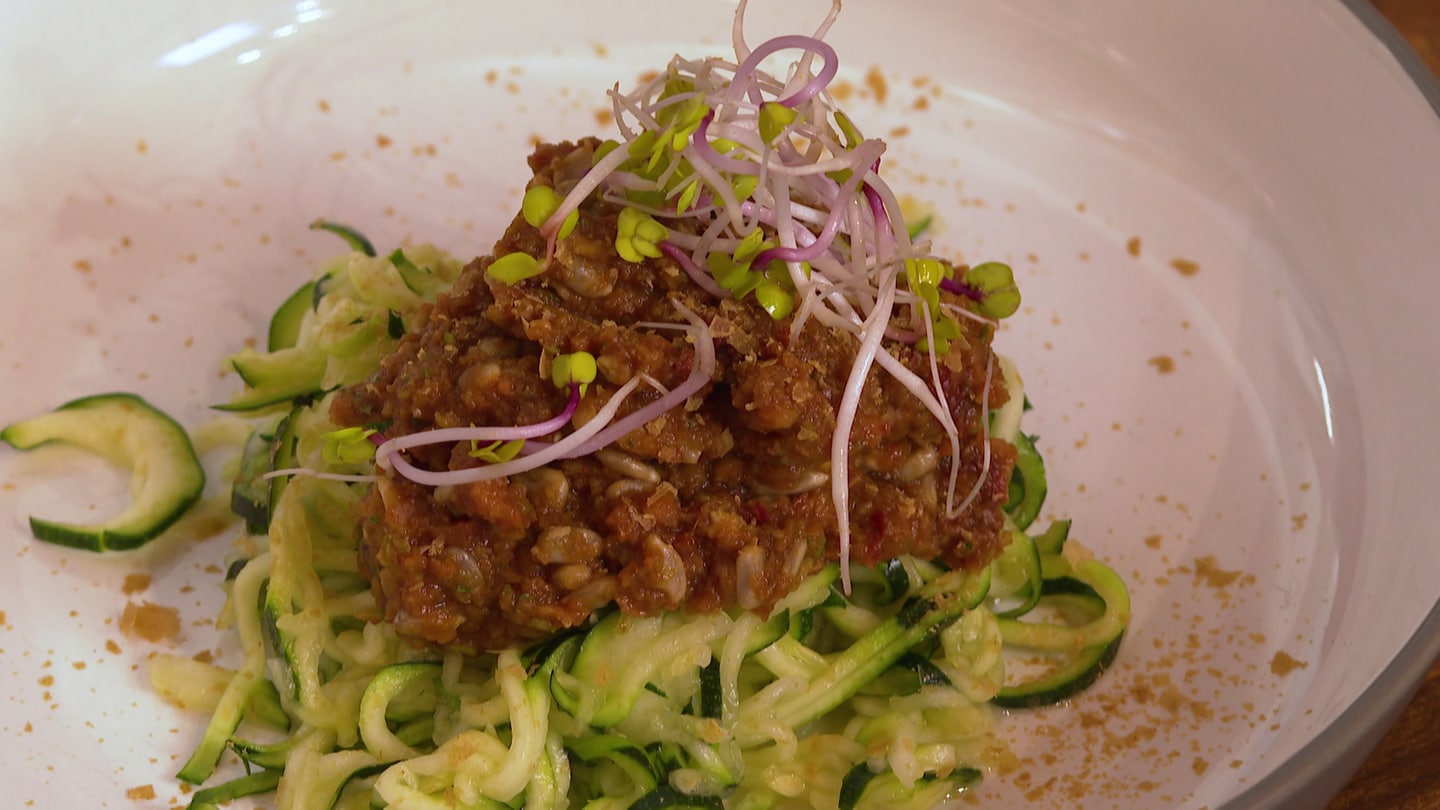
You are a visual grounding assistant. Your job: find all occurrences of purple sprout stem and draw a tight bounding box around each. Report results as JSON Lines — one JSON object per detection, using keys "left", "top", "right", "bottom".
{"left": 725, "top": 34, "right": 839, "bottom": 108}
{"left": 658, "top": 240, "right": 728, "bottom": 298}
{"left": 938, "top": 276, "right": 984, "bottom": 302}
{"left": 862, "top": 183, "right": 895, "bottom": 259}
{"left": 375, "top": 385, "right": 581, "bottom": 461}
{"left": 752, "top": 143, "right": 881, "bottom": 267}
{"left": 691, "top": 111, "right": 759, "bottom": 176}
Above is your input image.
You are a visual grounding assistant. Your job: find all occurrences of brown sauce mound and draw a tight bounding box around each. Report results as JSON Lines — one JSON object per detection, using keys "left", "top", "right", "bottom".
{"left": 332, "top": 140, "right": 1016, "bottom": 652}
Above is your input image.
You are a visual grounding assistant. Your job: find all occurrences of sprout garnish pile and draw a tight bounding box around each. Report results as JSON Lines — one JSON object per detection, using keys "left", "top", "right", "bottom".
{"left": 298, "top": 0, "right": 1021, "bottom": 590}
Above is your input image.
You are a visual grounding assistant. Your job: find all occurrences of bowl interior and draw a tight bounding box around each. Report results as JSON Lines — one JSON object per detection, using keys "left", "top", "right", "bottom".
{"left": 1, "top": 1, "right": 1438, "bottom": 807}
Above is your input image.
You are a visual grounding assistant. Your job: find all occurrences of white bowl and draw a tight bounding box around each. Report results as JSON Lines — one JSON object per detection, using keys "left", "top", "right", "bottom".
{"left": 2, "top": 1, "right": 1437, "bottom": 807}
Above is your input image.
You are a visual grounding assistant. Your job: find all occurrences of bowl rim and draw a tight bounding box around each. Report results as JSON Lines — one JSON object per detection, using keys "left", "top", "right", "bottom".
{"left": 1225, "top": 7, "right": 1440, "bottom": 806}
{"left": 2, "top": 2, "right": 1436, "bottom": 806}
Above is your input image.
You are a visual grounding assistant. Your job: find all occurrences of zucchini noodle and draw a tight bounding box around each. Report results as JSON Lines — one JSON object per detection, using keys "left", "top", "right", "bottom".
{"left": 155, "top": 5, "right": 1133, "bottom": 809}
{"left": 160, "top": 230, "right": 1129, "bottom": 809}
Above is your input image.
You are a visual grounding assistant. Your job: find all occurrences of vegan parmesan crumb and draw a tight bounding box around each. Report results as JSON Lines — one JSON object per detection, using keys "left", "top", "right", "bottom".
{"left": 122, "top": 573, "right": 151, "bottom": 595}
{"left": 864, "top": 65, "right": 888, "bottom": 103}
{"left": 119, "top": 601, "right": 181, "bottom": 643}
{"left": 1270, "top": 651, "right": 1309, "bottom": 676}
{"left": 1192, "top": 556, "right": 1243, "bottom": 589}
{"left": 126, "top": 785, "right": 156, "bottom": 801}
{"left": 1170, "top": 258, "right": 1199, "bottom": 276}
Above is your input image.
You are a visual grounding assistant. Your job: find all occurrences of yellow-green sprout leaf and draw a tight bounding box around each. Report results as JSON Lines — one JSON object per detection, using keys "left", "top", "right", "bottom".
{"left": 322, "top": 427, "right": 376, "bottom": 465}
{"left": 731, "top": 174, "right": 759, "bottom": 202}
{"left": 636, "top": 219, "right": 668, "bottom": 246}
{"left": 964, "top": 261, "right": 1022, "bottom": 319}
{"left": 668, "top": 97, "right": 710, "bottom": 151}
{"left": 708, "top": 252, "right": 762, "bottom": 298}
{"left": 755, "top": 280, "right": 795, "bottom": 320}
{"left": 733, "top": 229, "right": 769, "bottom": 265}
{"left": 626, "top": 131, "right": 667, "bottom": 177}
{"left": 963, "top": 261, "right": 1015, "bottom": 291}
{"left": 899, "top": 195, "right": 937, "bottom": 241}
{"left": 907, "top": 213, "right": 935, "bottom": 241}
{"left": 556, "top": 211, "right": 579, "bottom": 240}
{"left": 763, "top": 261, "right": 800, "bottom": 291}
{"left": 665, "top": 157, "right": 695, "bottom": 187}
{"left": 934, "top": 315, "right": 962, "bottom": 341}
{"left": 654, "top": 79, "right": 708, "bottom": 152}
{"left": 522, "top": 186, "right": 579, "bottom": 239}
{"left": 487, "top": 252, "right": 544, "bottom": 284}
{"left": 623, "top": 189, "right": 668, "bottom": 209}
{"left": 615, "top": 207, "right": 669, "bottom": 263}
{"left": 675, "top": 179, "right": 703, "bottom": 215}
{"left": 759, "top": 102, "right": 799, "bottom": 145}
{"left": 551, "top": 351, "right": 597, "bottom": 394}
{"left": 655, "top": 77, "right": 696, "bottom": 125}
{"left": 645, "top": 144, "right": 670, "bottom": 173}
{"left": 917, "top": 316, "right": 960, "bottom": 354}
{"left": 628, "top": 130, "right": 659, "bottom": 160}
{"left": 904, "top": 257, "right": 946, "bottom": 289}
{"left": 468, "top": 439, "right": 524, "bottom": 464}
{"left": 521, "top": 187, "right": 558, "bottom": 227}
{"left": 593, "top": 139, "right": 622, "bottom": 165}
{"left": 979, "top": 288, "right": 1022, "bottom": 319}
{"left": 833, "top": 110, "right": 863, "bottom": 149}
{"left": 660, "top": 158, "right": 695, "bottom": 207}
{"left": 914, "top": 281, "right": 941, "bottom": 314}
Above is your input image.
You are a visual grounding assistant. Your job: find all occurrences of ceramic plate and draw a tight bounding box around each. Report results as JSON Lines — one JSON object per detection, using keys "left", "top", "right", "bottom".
{"left": 2, "top": 1, "right": 1439, "bottom": 807}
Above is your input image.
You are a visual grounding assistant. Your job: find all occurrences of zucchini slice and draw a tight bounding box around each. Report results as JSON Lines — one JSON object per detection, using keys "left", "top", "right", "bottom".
{"left": 214, "top": 346, "right": 326, "bottom": 414}
{"left": 358, "top": 662, "right": 443, "bottom": 762}
{"left": 0, "top": 392, "right": 205, "bottom": 551}
{"left": 989, "top": 527, "right": 1042, "bottom": 619}
{"left": 524, "top": 626, "right": 585, "bottom": 679}
{"left": 1034, "top": 518, "right": 1071, "bottom": 558}
{"left": 992, "top": 563, "right": 1130, "bottom": 708}
{"left": 389, "top": 247, "right": 446, "bottom": 299}
{"left": 309, "top": 219, "right": 376, "bottom": 257}
{"left": 993, "top": 631, "right": 1124, "bottom": 709}
{"left": 230, "top": 415, "right": 282, "bottom": 535}
{"left": 1004, "top": 431, "right": 1047, "bottom": 531}
{"left": 185, "top": 770, "right": 281, "bottom": 810}
{"left": 629, "top": 785, "right": 724, "bottom": 810}
{"left": 228, "top": 733, "right": 302, "bottom": 771}
{"left": 566, "top": 734, "right": 663, "bottom": 793}
{"left": 839, "top": 763, "right": 983, "bottom": 810}
{"left": 737, "top": 568, "right": 990, "bottom": 745}
{"left": 267, "top": 280, "right": 315, "bottom": 352}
